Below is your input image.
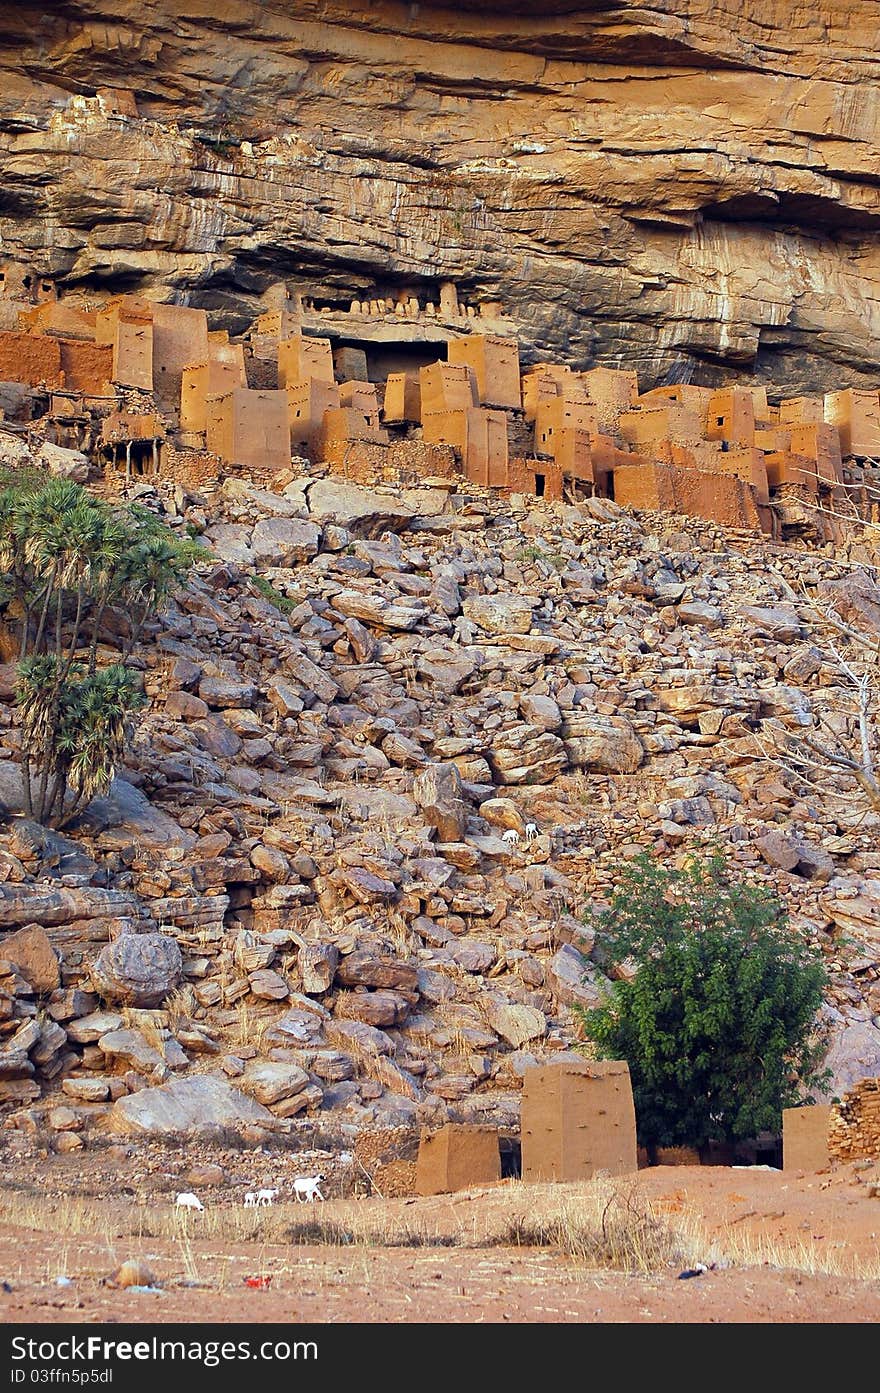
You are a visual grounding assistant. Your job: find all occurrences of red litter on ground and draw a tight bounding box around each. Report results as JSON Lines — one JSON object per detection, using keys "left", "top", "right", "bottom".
{"left": 243, "top": 1275, "right": 272, "bottom": 1289}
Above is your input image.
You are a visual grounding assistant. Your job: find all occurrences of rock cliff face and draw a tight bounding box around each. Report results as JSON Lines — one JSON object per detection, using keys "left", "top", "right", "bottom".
{"left": 1, "top": 1, "right": 879, "bottom": 392}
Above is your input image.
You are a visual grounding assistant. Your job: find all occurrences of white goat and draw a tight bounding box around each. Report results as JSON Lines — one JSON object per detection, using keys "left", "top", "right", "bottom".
{"left": 524, "top": 822, "right": 539, "bottom": 844}
{"left": 243, "top": 1191, "right": 257, "bottom": 1208}
{"left": 256, "top": 1188, "right": 279, "bottom": 1207}
{"left": 501, "top": 828, "right": 520, "bottom": 846}
{"left": 293, "top": 1174, "right": 325, "bottom": 1203}
{"left": 175, "top": 1192, "right": 204, "bottom": 1212}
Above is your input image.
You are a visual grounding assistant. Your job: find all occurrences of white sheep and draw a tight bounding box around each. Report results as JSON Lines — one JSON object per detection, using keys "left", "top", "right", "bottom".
{"left": 293, "top": 1174, "right": 325, "bottom": 1203}
{"left": 243, "top": 1191, "right": 257, "bottom": 1208}
{"left": 524, "top": 822, "right": 539, "bottom": 844}
{"left": 175, "top": 1192, "right": 204, "bottom": 1212}
{"left": 256, "top": 1188, "right": 279, "bottom": 1207}
{"left": 501, "top": 828, "right": 520, "bottom": 846}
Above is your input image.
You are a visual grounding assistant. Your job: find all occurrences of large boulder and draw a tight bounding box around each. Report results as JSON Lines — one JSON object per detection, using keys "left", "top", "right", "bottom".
{"left": 545, "top": 945, "right": 604, "bottom": 1009}
{"left": 204, "top": 522, "right": 254, "bottom": 567}
{"left": 336, "top": 951, "right": 418, "bottom": 992}
{"left": 251, "top": 517, "right": 320, "bottom": 566}
{"left": 107, "top": 1075, "right": 274, "bottom": 1136}
{"left": 305, "top": 480, "right": 414, "bottom": 535}
{"left": 413, "top": 762, "right": 470, "bottom": 841}
{"left": 820, "top": 1018, "right": 880, "bottom": 1097}
{"left": 240, "top": 1061, "right": 310, "bottom": 1106}
{"left": 485, "top": 1000, "right": 547, "bottom": 1048}
{"left": 0, "top": 925, "right": 60, "bottom": 993}
{"left": 489, "top": 726, "right": 567, "bottom": 785}
{"left": 462, "top": 593, "right": 534, "bottom": 636}
{"left": 755, "top": 829, "right": 834, "bottom": 881}
{"left": 820, "top": 570, "right": 880, "bottom": 638}
{"left": 562, "top": 713, "right": 644, "bottom": 773}
{"left": 0, "top": 883, "right": 150, "bottom": 930}
{"left": 90, "top": 932, "right": 183, "bottom": 1008}
{"left": 37, "top": 441, "right": 90, "bottom": 482}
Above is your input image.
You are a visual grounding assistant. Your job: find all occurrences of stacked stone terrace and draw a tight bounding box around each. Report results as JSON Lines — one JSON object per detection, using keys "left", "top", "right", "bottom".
{"left": 2, "top": 262, "right": 880, "bottom": 543}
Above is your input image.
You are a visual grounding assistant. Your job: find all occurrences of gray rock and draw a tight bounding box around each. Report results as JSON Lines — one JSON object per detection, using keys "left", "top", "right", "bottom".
{"left": 519, "top": 693, "right": 562, "bottom": 731}
{"left": 0, "top": 883, "right": 150, "bottom": 930}
{"left": 562, "top": 714, "right": 644, "bottom": 773}
{"left": 755, "top": 829, "right": 834, "bottom": 881}
{"left": 107, "top": 1075, "right": 274, "bottom": 1135}
{"left": 413, "top": 762, "right": 470, "bottom": 841}
{"left": 336, "top": 951, "right": 418, "bottom": 991}
{"left": 98, "top": 1028, "right": 170, "bottom": 1078}
{"left": 463, "top": 593, "right": 534, "bottom": 635}
{"left": 198, "top": 676, "right": 258, "bottom": 709}
{"left": 306, "top": 480, "right": 414, "bottom": 533}
{"left": 739, "top": 604, "right": 803, "bottom": 643}
{"left": 546, "top": 945, "right": 603, "bottom": 1009}
{"left": 66, "top": 1011, "right": 125, "bottom": 1045}
{"left": 251, "top": 517, "right": 320, "bottom": 566}
{"left": 91, "top": 933, "right": 183, "bottom": 1008}
{"left": 678, "top": 600, "right": 724, "bottom": 629}
{"left": 820, "top": 1019, "right": 880, "bottom": 1097}
{"left": 205, "top": 523, "right": 254, "bottom": 567}
{"left": 484, "top": 1000, "right": 547, "bottom": 1048}
{"left": 489, "top": 725, "right": 567, "bottom": 785}
{"left": 0, "top": 925, "right": 60, "bottom": 993}
{"left": 240, "top": 1061, "right": 309, "bottom": 1106}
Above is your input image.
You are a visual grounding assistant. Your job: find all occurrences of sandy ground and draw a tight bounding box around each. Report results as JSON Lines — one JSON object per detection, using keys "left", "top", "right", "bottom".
{"left": 0, "top": 1164, "right": 878, "bottom": 1324}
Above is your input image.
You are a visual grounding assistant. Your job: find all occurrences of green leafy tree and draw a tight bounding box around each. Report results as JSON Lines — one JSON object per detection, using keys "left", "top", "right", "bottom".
{"left": 0, "top": 471, "right": 202, "bottom": 827}
{"left": 578, "top": 852, "right": 829, "bottom": 1151}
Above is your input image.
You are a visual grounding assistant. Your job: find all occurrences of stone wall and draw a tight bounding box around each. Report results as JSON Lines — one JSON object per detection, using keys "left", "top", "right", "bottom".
{"left": 828, "top": 1079, "right": 880, "bottom": 1162}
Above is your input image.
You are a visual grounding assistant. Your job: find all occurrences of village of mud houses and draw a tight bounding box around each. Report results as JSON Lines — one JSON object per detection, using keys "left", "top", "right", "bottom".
{"left": 0, "top": 1, "right": 879, "bottom": 1349}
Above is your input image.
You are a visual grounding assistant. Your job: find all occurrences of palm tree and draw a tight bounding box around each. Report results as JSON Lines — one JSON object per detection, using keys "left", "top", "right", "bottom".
{"left": 0, "top": 474, "right": 197, "bottom": 827}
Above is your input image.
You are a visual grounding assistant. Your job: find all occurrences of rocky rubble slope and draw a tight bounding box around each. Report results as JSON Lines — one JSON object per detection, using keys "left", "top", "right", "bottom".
{"left": 1, "top": 472, "right": 880, "bottom": 1154}
{"left": 1, "top": 1, "right": 880, "bottom": 390}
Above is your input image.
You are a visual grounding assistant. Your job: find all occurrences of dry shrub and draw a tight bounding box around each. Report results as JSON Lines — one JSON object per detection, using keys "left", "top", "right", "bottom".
{"left": 484, "top": 1179, "right": 709, "bottom": 1274}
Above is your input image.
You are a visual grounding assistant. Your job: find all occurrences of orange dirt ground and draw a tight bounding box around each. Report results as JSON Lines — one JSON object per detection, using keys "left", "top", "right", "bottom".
{"left": 0, "top": 1164, "right": 878, "bottom": 1324}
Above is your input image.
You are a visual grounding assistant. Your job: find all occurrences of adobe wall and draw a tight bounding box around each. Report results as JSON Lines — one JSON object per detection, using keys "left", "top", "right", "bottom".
{"left": 825, "top": 389, "right": 880, "bottom": 458}
{"left": 580, "top": 367, "right": 638, "bottom": 432}
{"left": 101, "top": 411, "right": 165, "bottom": 445}
{"left": 764, "top": 451, "right": 819, "bottom": 494}
{"left": 416, "top": 1125, "right": 501, "bottom": 1195}
{"left": 206, "top": 388, "right": 290, "bottom": 472}
{"left": 278, "top": 334, "right": 334, "bottom": 389}
{"left": 0, "top": 330, "right": 62, "bottom": 388}
{"left": 181, "top": 359, "right": 246, "bottom": 434}
{"left": 19, "top": 301, "right": 96, "bottom": 340}
{"left": 779, "top": 396, "right": 824, "bottom": 426}
{"left": 421, "top": 406, "right": 468, "bottom": 452}
{"left": 613, "top": 460, "right": 766, "bottom": 532}
{"left": 706, "top": 387, "right": 756, "bottom": 446}
{"left": 787, "top": 422, "right": 843, "bottom": 484}
{"left": 535, "top": 396, "right": 598, "bottom": 451}
{"left": 58, "top": 339, "right": 113, "bottom": 394}
{"left": 287, "top": 380, "right": 341, "bottom": 454}
{"left": 782, "top": 1104, "right": 832, "bottom": 1171}
{"left": 521, "top": 1060, "right": 638, "bottom": 1182}
{"left": 383, "top": 372, "right": 421, "bottom": 423}
{"left": 112, "top": 320, "right": 153, "bottom": 390}
{"left": 420, "top": 361, "right": 478, "bottom": 413}
{"left": 151, "top": 303, "right": 209, "bottom": 404}
{"left": 334, "top": 345, "right": 368, "bottom": 381}
{"left": 448, "top": 334, "right": 521, "bottom": 410}
{"left": 339, "top": 380, "right": 380, "bottom": 422}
